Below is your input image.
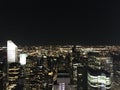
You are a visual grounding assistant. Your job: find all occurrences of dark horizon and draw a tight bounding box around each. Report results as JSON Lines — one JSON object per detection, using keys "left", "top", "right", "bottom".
{"left": 1, "top": 0, "right": 120, "bottom": 45}
{"left": 1, "top": 39, "right": 120, "bottom": 46}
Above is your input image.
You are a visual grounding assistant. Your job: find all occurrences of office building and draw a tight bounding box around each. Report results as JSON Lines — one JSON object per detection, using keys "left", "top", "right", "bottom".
{"left": 0, "top": 50, "right": 8, "bottom": 90}
{"left": 19, "top": 53, "right": 27, "bottom": 65}
{"left": 77, "top": 66, "right": 87, "bottom": 90}
{"left": 7, "top": 40, "right": 18, "bottom": 63}
{"left": 8, "top": 62, "right": 20, "bottom": 90}
{"left": 87, "top": 51, "right": 112, "bottom": 89}
{"left": 88, "top": 69, "right": 111, "bottom": 90}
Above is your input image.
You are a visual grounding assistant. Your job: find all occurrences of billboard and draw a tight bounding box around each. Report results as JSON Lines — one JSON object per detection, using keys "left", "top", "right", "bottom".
{"left": 7, "top": 40, "right": 18, "bottom": 63}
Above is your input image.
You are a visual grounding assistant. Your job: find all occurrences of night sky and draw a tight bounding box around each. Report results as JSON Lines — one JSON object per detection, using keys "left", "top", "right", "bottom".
{"left": 0, "top": 1, "right": 120, "bottom": 45}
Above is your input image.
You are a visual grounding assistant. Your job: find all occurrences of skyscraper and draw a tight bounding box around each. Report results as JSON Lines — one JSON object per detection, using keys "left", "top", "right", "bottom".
{"left": 77, "top": 66, "right": 87, "bottom": 90}
{"left": 7, "top": 40, "right": 18, "bottom": 63}
{"left": 87, "top": 51, "right": 112, "bottom": 90}
{"left": 19, "top": 53, "right": 27, "bottom": 65}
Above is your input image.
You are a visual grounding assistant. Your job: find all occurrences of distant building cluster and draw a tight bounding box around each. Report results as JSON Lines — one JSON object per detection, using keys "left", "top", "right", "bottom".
{"left": 0, "top": 40, "right": 120, "bottom": 90}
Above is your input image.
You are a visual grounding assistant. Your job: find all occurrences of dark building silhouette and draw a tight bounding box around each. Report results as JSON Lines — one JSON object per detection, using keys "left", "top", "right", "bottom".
{"left": 77, "top": 66, "right": 87, "bottom": 90}
{"left": 0, "top": 50, "right": 7, "bottom": 90}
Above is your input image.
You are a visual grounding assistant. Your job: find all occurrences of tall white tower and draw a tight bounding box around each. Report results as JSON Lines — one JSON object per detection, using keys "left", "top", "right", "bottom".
{"left": 7, "top": 40, "right": 18, "bottom": 63}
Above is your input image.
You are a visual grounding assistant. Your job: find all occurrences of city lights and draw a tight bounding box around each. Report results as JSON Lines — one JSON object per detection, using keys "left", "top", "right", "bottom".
{"left": 1, "top": 42, "right": 120, "bottom": 89}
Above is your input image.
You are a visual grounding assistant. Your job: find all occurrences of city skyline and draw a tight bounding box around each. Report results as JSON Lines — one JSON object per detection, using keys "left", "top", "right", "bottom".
{"left": 0, "top": 40, "right": 120, "bottom": 89}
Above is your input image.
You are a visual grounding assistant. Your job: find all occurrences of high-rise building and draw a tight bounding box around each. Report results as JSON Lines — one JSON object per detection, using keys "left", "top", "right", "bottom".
{"left": 19, "top": 53, "right": 27, "bottom": 65}
{"left": 0, "top": 61, "right": 7, "bottom": 90}
{"left": 77, "top": 66, "right": 87, "bottom": 90}
{"left": 0, "top": 50, "right": 8, "bottom": 90}
{"left": 87, "top": 69, "right": 111, "bottom": 90}
{"left": 8, "top": 62, "right": 20, "bottom": 90}
{"left": 7, "top": 40, "right": 18, "bottom": 63}
{"left": 87, "top": 51, "right": 112, "bottom": 90}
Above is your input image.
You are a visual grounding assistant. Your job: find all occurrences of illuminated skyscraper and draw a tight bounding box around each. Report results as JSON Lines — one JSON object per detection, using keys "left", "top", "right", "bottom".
{"left": 19, "top": 53, "right": 27, "bottom": 65}
{"left": 7, "top": 40, "right": 18, "bottom": 63}
{"left": 87, "top": 52, "right": 112, "bottom": 90}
